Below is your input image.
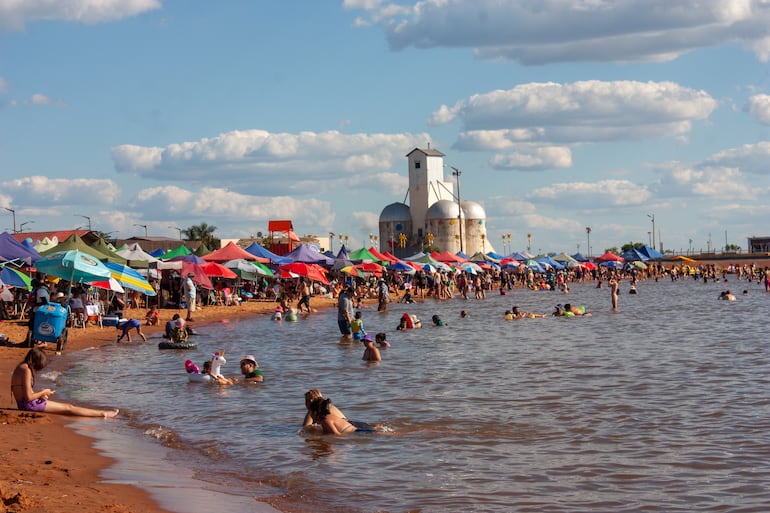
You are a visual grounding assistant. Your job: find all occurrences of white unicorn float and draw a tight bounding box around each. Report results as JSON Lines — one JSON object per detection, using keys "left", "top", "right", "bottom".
{"left": 186, "top": 351, "right": 230, "bottom": 383}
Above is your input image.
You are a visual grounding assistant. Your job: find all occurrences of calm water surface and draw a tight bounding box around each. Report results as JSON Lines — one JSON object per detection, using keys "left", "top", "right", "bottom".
{"left": 47, "top": 278, "right": 770, "bottom": 512}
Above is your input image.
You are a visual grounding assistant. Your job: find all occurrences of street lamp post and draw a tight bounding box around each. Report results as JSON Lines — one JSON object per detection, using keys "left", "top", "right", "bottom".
{"left": 76, "top": 214, "right": 92, "bottom": 231}
{"left": 648, "top": 231, "right": 652, "bottom": 247}
{"left": 4, "top": 208, "right": 16, "bottom": 233}
{"left": 450, "top": 166, "right": 463, "bottom": 254}
{"left": 19, "top": 220, "right": 34, "bottom": 232}
{"left": 134, "top": 224, "right": 149, "bottom": 237}
{"left": 585, "top": 227, "right": 591, "bottom": 257}
{"left": 527, "top": 233, "right": 532, "bottom": 252}
{"left": 168, "top": 226, "right": 183, "bottom": 240}
{"left": 328, "top": 232, "right": 335, "bottom": 253}
{"left": 647, "top": 214, "right": 656, "bottom": 251}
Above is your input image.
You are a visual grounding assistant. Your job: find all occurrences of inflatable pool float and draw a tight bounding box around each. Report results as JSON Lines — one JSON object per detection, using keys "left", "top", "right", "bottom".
{"left": 159, "top": 341, "right": 198, "bottom": 350}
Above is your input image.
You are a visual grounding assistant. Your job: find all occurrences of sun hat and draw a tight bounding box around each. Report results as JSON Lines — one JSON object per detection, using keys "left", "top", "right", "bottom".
{"left": 275, "top": 305, "right": 284, "bottom": 312}
{"left": 240, "top": 355, "right": 258, "bottom": 366}
{"left": 55, "top": 292, "right": 65, "bottom": 298}
{"left": 362, "top": 333, "right": 374, "bottom": 342}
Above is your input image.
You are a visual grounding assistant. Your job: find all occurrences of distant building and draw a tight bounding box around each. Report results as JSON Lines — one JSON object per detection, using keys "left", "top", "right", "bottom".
{"left": 748, "top": 236, "right": 770, "bottom": 253}
{"left": 378, "top": 147, "right": 489, "bottom": 255}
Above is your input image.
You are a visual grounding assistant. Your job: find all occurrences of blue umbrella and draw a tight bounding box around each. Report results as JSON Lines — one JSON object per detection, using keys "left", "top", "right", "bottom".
{"left": 0, "top": 266, "right": 32, "bottom": 290}
{"left": 34, "top": 250, "right": 112, "bottom": 292}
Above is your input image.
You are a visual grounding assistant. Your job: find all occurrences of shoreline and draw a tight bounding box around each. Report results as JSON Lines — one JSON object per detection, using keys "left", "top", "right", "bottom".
{"left": 0, "top": 297, "right": 340, "bottom": 513}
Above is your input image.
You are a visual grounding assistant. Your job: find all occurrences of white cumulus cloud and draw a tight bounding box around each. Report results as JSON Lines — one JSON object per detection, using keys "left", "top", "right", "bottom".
{"left": 0, "top": 0, "right": 161, "bottom": 31}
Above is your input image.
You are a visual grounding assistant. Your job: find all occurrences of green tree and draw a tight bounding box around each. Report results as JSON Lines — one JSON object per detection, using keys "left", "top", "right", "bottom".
{"left": 620, "top": 242, "right": 645, "bottom": 253}
{"left": 183, "top": 223, "right": 219, "bottom": 249}
{"left": 724, "top": 243, "right": 742, "bottom": 253}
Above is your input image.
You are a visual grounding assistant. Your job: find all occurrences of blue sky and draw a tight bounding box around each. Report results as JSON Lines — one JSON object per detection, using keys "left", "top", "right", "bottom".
{"left": 3, "top": 0, "right": 770, "bottom": 256}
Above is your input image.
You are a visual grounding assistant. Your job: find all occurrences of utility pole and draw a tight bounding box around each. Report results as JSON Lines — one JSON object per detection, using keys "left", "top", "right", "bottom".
{"left": 450, "top": 166, "right": 463, "bottom": 253}
{"left": 4, "top": 208, "right": 16, "bottom": 233}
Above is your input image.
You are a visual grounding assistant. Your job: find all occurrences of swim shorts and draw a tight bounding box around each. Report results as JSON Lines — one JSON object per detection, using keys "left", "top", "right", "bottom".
{"left": 17, "top": 398, "right": 47, "bottom": 412}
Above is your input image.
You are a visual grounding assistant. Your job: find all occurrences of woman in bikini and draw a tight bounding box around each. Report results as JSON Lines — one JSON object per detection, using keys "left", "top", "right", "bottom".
{"left": 11, "top": 348, "right": 119, "bottom": 418}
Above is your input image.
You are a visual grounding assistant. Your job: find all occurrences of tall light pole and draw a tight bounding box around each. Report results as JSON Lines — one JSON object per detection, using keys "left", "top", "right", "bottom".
{"left": 450, "top": 166, "right": 463, "bottom": 253}
{"left": 76, "top": 214, "right": 92, "bottom": 231}
{"left": 4, "top": 207, "right": 16, "bottom": 233}
{"left": 585, "top": 227, "right": 591, "bottom": 257}
{"left": 19, "top": 220, "right": 34, "bottom": 232}
{"left": 134, "top": 223, "right": 148, "bottom": 237}
{"left": 328, "top": 232, "right": 335, "bottom": 253}
{"left": 647, "top": 214, "right": 655, "bottom": 251}
{"left": 647, "top": 231, "right": 652, "bottom": 247}
{"left": 527, "top": 233, "right": 532, "bottom": 252}
{"left": 168, "top": 226, "right": 183, "bottom": 240}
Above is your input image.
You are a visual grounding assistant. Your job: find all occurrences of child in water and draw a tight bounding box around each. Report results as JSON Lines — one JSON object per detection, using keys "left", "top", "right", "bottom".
{"left": 431, "top": 315, "right": 445, "bottom": 326}
{"left": 375, "top": 332, "right": 390, "bottom": 348}
{"left": 351, "top": 311, "right": 366, "bottom": 340}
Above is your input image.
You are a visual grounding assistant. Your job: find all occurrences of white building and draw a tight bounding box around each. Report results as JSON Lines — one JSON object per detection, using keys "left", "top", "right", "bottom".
{"left": 378, "top": 147, "right": 489, "bottom": 255}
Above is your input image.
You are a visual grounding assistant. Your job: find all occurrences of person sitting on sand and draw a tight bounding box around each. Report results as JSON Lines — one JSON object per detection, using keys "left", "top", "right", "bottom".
{"left": 11, "top": 347, "right": 119, "bottom": 417}
{"left": 115, "top": 318, "right": 147, "bottom": 343}
{"left": 145, "top": 308, "right": 159, "bottom": 326}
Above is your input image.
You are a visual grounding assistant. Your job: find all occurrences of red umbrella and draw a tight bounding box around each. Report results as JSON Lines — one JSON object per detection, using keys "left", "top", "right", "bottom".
{"left": 277, "top": 262, "right": 329, "bottom": 285}
{"left": 181, "top": 262, "right": 215, "bottom": 289}
{"left": 355, "top": 262, "right": 384, "bottom": 275}
{"left": 201, "top": 261, "right": 237, "bottom": 279}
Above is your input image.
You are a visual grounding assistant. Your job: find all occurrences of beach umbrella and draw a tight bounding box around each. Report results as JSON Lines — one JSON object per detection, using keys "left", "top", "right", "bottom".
{"left": 90, "top": 277, "right": 126, "bottom": 293}
{"left": 201, "top": 262, "right": 238, "bottom": 279}
{"left": 34, "top": 250, "right": 113, "bottom": 290}
{"left": 388, "top": 261, "right": 416, "bottom": 274}
{"left": 0, "top": 266, "right": 32, "bottom": 290}
{"left": 277, "top": 270, "right": 300, "bottom": 279}
{"left": 223, "top": 259, "right": 273, "bottom": 278}
{"left": 340, "top": 265, "right": 365, "bottom": 278}
{"left": 277, "top": 262, "right": 329, "bottom": 284}
{"left": 104, "top": 261, "right": 157, "bottom": 296}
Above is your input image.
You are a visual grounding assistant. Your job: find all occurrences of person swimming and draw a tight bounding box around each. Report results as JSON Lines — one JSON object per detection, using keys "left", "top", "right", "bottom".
{"left": 431, "top": 315, "right": 445, "bottom": 326}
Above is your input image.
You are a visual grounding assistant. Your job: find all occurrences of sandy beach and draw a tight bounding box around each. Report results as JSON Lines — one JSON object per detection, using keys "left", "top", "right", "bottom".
{"left": 0, "top": 298, "right": 339, "bottom": 513}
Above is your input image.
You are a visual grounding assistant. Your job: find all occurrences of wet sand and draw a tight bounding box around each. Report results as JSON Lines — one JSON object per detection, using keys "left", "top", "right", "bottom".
{"left": 0, "top": 297, "right": 340, "bottom": 513}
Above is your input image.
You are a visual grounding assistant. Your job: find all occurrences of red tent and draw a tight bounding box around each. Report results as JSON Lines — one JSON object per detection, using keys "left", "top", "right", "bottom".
{"left": 432, "top": 251, "right": 467, "bottom": 263}
{"left": 203, "top": 242, "right": 268, "bottom": 263}
{"left": 594, "top": 251, "right": 623, "bottom": 262}
{"left": 368, "top": 246, "right": 396, "bottom": 263}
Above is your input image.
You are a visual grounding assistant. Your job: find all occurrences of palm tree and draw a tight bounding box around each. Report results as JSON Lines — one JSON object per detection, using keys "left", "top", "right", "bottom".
{"left": 182, "top": 223, "right": 219, "bottom": 249}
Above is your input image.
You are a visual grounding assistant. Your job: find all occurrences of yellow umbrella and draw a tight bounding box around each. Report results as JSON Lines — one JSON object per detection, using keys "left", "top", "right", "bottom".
{"left": 672, "top": 255, "right": 697, "bottom": 263}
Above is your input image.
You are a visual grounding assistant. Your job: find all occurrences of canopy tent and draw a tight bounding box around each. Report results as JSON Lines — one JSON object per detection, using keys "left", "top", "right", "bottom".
{"left": 536, "top": 256, "right": 565, "bottom": 270}
{"left": 432, "top": 251, "right": 467, "bottom": 263}
{"left": 284, "top": 244, "right": 334, "bottom": 266}
{"left": 348, "top": 247, "right": 382, "bottom": 263}
{"left": 523, "top": 259, "right": 545, "bottom": 273}
{"left": 0, "top": 231, "right": 40, "bottom": 264}
{"left": 39, "top": 233, "right": 115, "bottom": 262}
{"left": 621, "top": 247, "right": 648, "bottom": 262}
{"left": 169, "top": 254, "right": 206, "bottom": 264}
{"left": 160, "top": 244, "right": 192, "bottom": 260}
{"left": 335, "top": 245, "right": 351, "bottom": 261}
{"left": 34, "top": 236, "right": 59, "bottom": 253}
{"left": 115, "top": 242, "right": 160, "bottom": 268}
{"left": 552, "top": 252, "right": 580, "bottom": 267}
{"left": 203, "top": 241, "right": 267, "bottom": 263}
{"left": 485, "top": 251, "right": 506, "bottom": 261}
{"left": 639, "top": 245, "right": 663, "bottom": 259}
{"left": 367, "top": 246, "right": 397, "bottom": 263}
{"left": 149, "top": 248, "right": 165, "bottom": 258}
{"left": 510, "top": 251, "right": 533, "bottom": 261}
{"left": 571, "top": 252, "right": 590, "bottom": 262}
{"left": 244, "top": 242, "right": 293, "bottom": 265}
{"left": 594, "top": 251, "right": 624, "bottom": 262}
{"left": 89, "top": 237, "right": 128, "bottom": 264}
{"left": 193, "top": 243, "right": 210, "bottom": 257}
{"left": 470, "top": 251, "right": 499, "bottom": 263}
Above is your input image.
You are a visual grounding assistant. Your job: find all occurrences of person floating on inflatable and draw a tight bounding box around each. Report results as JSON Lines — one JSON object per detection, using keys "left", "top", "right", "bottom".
{"left": 397, "top": 313, "right": 421, "bottom": 330}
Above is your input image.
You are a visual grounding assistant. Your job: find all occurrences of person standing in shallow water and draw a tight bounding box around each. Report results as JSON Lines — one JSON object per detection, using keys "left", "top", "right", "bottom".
{"left": 609, "top": 277, "right": 619, "bottom": 311}
{"left": 337, "top": 285, "right": 354, "bottom": 342}
{"left": 11, "top": 347, "right": 119, "bottom": 417}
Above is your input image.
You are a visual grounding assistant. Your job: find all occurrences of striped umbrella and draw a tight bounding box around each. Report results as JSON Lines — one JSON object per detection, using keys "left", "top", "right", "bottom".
{"left": 104, "top": 261, "right": 157, "bottom": 296}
